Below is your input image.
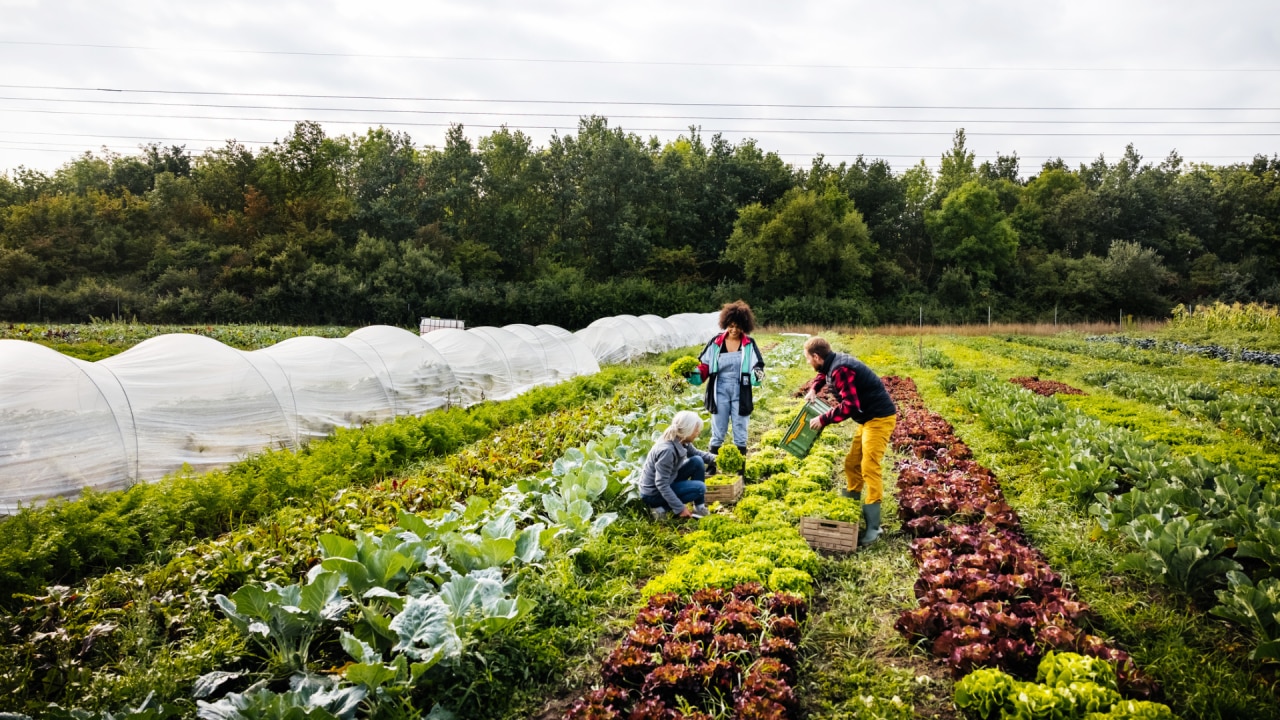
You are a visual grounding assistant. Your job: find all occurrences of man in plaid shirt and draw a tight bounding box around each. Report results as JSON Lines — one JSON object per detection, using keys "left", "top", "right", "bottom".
{"left": 803, "top": 336, "right": 897, "bottom": 546}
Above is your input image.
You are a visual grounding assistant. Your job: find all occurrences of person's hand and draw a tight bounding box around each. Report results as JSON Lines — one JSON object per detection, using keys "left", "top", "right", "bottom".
{"left": 706, "top": 459, "right": 718, "bottom": 476}
{"left": 809, "top": 417, "right": 823, "bottom": 431}
{"left": 804, "top": 389, "right": 816, "bottom": 403}
{"left": 677, "top": 508, "right": 693, "bottom": 519}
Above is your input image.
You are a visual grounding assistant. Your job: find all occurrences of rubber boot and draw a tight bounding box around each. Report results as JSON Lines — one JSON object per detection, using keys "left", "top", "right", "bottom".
{"left": 859, "top": 502, "right": 882, "bottom": 546}
{"left": 736, "top": 445, "right": 748, "bottom": 478}
{"left": 839, "top": 488, "right": 860, "bottom": 500}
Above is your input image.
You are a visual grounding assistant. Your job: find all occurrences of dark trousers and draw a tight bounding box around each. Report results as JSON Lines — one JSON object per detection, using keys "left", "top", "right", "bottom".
{"left": 641, "top": 456, "right": 706, "bottom": 511}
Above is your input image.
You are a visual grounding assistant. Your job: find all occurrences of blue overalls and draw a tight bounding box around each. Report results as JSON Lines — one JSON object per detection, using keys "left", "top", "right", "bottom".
{"left": 711, "top": 347, "right": 749, "bottom": 448}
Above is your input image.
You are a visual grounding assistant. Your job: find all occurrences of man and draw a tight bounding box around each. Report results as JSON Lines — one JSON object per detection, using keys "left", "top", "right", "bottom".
{"left": 803, "top": 336, "right": 897, "bottom": 546}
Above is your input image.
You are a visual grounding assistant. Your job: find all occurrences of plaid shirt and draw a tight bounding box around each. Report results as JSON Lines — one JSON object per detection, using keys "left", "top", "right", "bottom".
{"left": 811, "top": 366, "right": 861, "bottom": 427}
{"left": 810, "top": 351, "right": 896, "bottom": 427}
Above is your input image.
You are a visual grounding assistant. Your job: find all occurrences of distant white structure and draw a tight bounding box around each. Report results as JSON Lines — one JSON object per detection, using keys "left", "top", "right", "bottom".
{"left": 0, "top": 311, "right": 720, "bottom": 508}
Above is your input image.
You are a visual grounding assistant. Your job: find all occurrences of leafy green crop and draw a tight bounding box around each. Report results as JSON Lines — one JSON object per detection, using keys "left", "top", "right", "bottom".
{"left": 1117, "top": 515, "right": 1241, "bottom": 595}
{"left": 954, "top": 667, "right": 1016, "bottom": 720}
{"left": 1210, "top": 571, "right": 1280, "bottom": 661}
{"left": 213, "top": 572, "right": 349, "bottom": 676}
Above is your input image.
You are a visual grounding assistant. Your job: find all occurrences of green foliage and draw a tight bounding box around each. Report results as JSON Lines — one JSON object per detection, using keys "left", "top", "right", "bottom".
{"left": 724, "top": 185, "right": 874, "bottom": 298}
{"left": 195, "top": 674, "right": 365, "bottom": 720}
{"left": 952, "top": 653, "right": 1155, "bottom": 720}
{"left": 667, "top": 355, "right": 699, "bottom": 378}
{"left": 1169, "top": 301, "right": 1280, "bottom": 334}
{"left": 1117, "top": 515, "right": 1242, "bottom": 595}
{"left": 920, "top": 347, "right": 955, "bottom": 369}
{"left": 1210, "top": 571, "right": 1280, "bottom": 661}
{"left": 926, "top": 180, "right": 1018, "bottom": 284}
{"left": 954, "top": 667, "right": 1016, "bottom": 720}
{"left": 213, "top": 572, "right": 348, "bottom": 676}
{"left": 715, "top": 444, "right": 745, "bottom": 474}
{"left": 0, "top": 367, "right": 641, "bottom": 608}
{"left": 1035, "top": 651, "right": 1118, "bottom": 691}
{"left": 1083, "top": 700, "right": 1177, "bottom": 719}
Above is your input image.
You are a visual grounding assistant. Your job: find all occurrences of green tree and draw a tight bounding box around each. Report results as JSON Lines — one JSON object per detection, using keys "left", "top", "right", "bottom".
{"left": 926, "top": 180, "right": 1018, "bottom": 285}
{"left": 724, "top": 186, "right": 873, "bottom": 297}
{"left": 934, "top": 129, "right": 978, "bottom": 204}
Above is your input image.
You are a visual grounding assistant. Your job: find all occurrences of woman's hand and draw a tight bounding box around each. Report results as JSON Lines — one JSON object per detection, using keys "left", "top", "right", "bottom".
{"left": 677, "top": 508, "right": 693, "bottom": 519}
{"left": 809, "top": 417, "right": 823, "bottom": 431}
{"left": 804, "top": 388, "right": 816, "bottom": 403}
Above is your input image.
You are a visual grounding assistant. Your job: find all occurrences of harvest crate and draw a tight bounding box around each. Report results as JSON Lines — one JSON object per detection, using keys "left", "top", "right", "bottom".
{"left": 705, "top": 477, "right": 745, "bottom": 504}
{"left": 799, "top": 516, "right": 858, "bottom": 553}
{"left": 780, "top": 399, "right": 832, "bottom": 459}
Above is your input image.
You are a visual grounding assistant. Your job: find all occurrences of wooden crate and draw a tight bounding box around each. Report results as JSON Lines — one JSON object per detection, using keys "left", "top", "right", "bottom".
{"left": 799, "top": 516, "right": 858, "bottom": 553}
{"left": 705, "top": 477, "right": 745, "bottom": 504}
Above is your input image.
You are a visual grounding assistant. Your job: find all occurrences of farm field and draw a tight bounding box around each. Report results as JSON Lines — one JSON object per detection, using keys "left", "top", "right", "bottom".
{"left": 1, "top": 322, "right": 1278, "bottom": 719}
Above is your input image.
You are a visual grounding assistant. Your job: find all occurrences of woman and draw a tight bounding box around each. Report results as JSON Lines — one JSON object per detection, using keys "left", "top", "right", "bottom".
{"left": 697, "top": 300, "right": 765, "bottom": 461}
{"left": 638, "top": 410, "right": 717, "bottom": 520}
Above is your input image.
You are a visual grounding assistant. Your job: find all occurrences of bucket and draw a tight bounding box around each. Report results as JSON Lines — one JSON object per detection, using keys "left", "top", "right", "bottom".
{"left": 779, "top": 399, "right": 832, "bottom": 459}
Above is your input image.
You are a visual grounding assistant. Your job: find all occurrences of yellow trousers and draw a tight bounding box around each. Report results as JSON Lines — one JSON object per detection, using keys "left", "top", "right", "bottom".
{"left": 843, "top": 414, "right": 897, "bottom": 504}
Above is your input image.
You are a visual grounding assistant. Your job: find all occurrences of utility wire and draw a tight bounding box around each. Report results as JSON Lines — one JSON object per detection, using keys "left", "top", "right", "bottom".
{"left": 2, "top": 84, "right": 1278, "bottom": 112}
{"left": 1, "top": 95, "right": 1277, "bottom": 125}
{"left": 1, "top": 107, "right": 1276, "bottom": 137}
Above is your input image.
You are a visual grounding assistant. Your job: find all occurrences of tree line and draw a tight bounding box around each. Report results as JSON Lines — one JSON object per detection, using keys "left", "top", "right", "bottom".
{"left": 1, "top": 118, "right": 1277, "bottom": 328}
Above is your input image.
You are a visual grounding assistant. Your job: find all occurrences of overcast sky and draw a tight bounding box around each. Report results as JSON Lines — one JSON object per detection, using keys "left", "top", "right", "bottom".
{"left": 2, "top": 0, "right": 1278, "bottom": 178}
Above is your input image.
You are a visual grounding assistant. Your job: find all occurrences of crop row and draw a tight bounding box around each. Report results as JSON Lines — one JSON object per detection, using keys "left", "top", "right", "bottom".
{"left": 1009, "top": 336, "right": 1181, "bottom": 368}
{"left": 0, "top": 375, "right": 671, "bottom": 718}
{"left": 0, "top": 367, "right": 645, "bottom": 608}
{"left": 1082, "top": 368, "right": 1280, "bottom": 447}
{"left": 1087, "top": 335, "right": 1280, "bottom": 368}
{"left": 566, "top": 585, "right": 807, "bottom": 720}
{"left": 565, "top": 340, "right": 865, "bottom": 719}
{"left": 192, "top": 416, "right": 657, "bottom": 720}
{"left": 949, "top": 374, "right": 1280, "bottom": 663}
{"left": 883, "top": 376, "right": 1173, "bottom": 716}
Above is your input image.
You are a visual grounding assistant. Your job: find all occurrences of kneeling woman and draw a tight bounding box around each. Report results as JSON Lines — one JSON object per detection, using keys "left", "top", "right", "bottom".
{"left": 638, "top": 410, "right": 717, "bottom": 520}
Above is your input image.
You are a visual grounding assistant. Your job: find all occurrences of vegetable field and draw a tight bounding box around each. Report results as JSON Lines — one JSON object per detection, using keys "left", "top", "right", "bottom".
{"left": 1, "top": 321, "right": 1278, "bottom": 719}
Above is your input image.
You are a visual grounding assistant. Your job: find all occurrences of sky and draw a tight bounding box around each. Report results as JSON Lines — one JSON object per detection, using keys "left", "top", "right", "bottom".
{"left": 1, "top": 0, "right": 1278, "bottom": 178}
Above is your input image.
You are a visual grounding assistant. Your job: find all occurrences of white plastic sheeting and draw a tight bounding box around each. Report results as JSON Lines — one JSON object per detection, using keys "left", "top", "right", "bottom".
{"left": 338, "top": 326, "right": 460, "bottom": 417}
{"left": 0, "top": 340, "right": 136, "bottom": 503}
{"left": 99, "top": 334, "right": 298, "bottom": 483}
{"left": 0, "top": 310, "right": 721, "bottom": 507}
{"left": 575, "top": 311, "right": 720, "bottom": 363}
{"left": 254, "top": 337, "right": 396, "bottom": 443}
{"left": 504, "top": 324, "right": 600, "bottom": 383}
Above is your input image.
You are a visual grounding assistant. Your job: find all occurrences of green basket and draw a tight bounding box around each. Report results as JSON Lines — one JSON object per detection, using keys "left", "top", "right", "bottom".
{"left": 779, "top": 399, "right": 832, "bottom": 459}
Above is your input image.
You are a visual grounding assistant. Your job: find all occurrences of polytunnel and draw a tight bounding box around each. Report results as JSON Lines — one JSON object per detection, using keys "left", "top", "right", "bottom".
{"left": 98, "top": 334, "right": 297, "bottom": 482}
{"left": 504, "top": 323, "right": 600, "bottom": 383}
{"left": 0, "top": 340, "right": 137, "bottom": 509}
{"left": 573, "top": 325, "right": 632, "bottom": 365}
{"left": 665, "top": 313, "right": 713, "bottom": 347}
{"left": 421, "top": 328, "right": 518, "bottom": 405}
{"left": 253, "top": 336, "right": 396, "bottom": 443}
{"left": 581, "top": 315, "right": 654, "bottom": 362}
{"left": 638, "top": 314, "right": 682, "bottom": 353}
{"left": 536, "top": 324, "right": 573, "bottom": 339}
{"left": 338, "top": 325, "right": 462, "bottom": 416}
{"left": 466, "top": 326, "right": 554, "bottom": 397}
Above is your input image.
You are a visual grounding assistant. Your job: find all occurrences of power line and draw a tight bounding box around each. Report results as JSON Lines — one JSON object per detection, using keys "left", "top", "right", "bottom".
{"left": 2, "top": 84, "right": 1278, "bottom": 112}
{"left": 0, "top": 132, "right": 1264, "bottom": 163}
{"left": 4, "top": 40, "right": 1277, "bottom": 73}
{"left": 3, "top": 107, "right": 1278, "bottom": 137}
{"left": 2, "top": 95, "right": 1278, "bottom": 125}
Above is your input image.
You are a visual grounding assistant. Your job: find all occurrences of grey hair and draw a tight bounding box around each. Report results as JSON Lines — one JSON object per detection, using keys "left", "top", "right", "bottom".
{"left": 661, "top": 410, "right": 704, "bottom": 443}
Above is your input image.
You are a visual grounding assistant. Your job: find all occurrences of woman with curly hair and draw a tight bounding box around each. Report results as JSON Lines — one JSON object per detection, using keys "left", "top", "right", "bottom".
{"left": 696, "top": 300, "right": 765, "bottom": 464}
